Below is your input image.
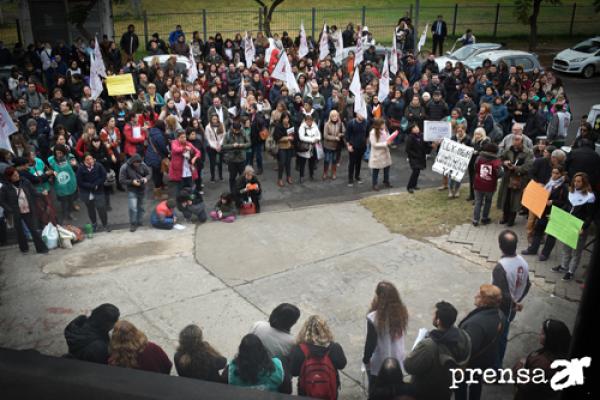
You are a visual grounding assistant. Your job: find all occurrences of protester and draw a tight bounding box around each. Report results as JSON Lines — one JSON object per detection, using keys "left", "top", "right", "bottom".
{"left": 169, "top": 129, "right": 201, "bottom": 196}
{"left": 368, "top": 118, "right": 394, "bottom": 191}
{"left": 222, "top": 121, "right": 251, "bottom": 193}
{"left": 234, "top": 166, "right": 262, "bottom": 213}
{"left": 322, "top": 110, "right": 345, "bottom": 180}
{"left": 472, "top": 142, "right": 502, "bottom": 226}
{"left": 76, "top": 153, "right": 110, "bottom": 232}
{"left": 497, "top": 134, "right": 533, "bottom": 226}
{"left": 119, "top": 153, "right": 151, "bottom": 232}
{"left": 174, "top": 324, "right": 227, "bottom": 382}
{"left": 405, "top": 124, "right": 433, "bottom": 193}
{"left": 345, "top": 113, "right": 368, "bottom": 187}
{"left": 176, "top": 189, "right": 208, "bottom": 223}
{"left": 64, "top": 303, "right": 120, "bottom": 364}
{"left": 272, "top": 111, "right": 296, "bottom": 186}
{"left": 368, "top": 357, "right": 416, "bottom": 400}
{"left": 297, "top": 114, "right": 321, "bottom": 183}
{"left": 151, "top": 199, "right": 177, "bottom": 230}
{"left": 250, "top": 303, "right": 301, "bottom": 361}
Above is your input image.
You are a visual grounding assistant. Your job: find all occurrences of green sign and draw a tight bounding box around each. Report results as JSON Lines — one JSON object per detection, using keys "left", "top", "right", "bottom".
{"left": 545, "top": 206, "right": 584, "bottom": 249}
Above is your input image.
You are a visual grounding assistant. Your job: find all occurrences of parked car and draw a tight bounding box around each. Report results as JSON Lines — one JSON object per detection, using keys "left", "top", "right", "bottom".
{"left": 340, "top": 45, "right": 389, "bottom": 65}
{"left": 434, "top": 43, "right": 503, "bottom": 70}
{"left": 142, "top": 54, "right": 191, "bottom": 71}
{"left": 553, "top": 37, "right": 600, "bottom": 79}
{"left": 465, "top": 50, "right": 542, "bottom": 73}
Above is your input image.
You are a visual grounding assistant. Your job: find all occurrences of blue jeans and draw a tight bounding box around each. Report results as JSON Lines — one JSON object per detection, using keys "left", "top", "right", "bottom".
{"left": 323, "top": 149, "right": 336, "bottom": 165}
{"left": 246, "top": 143, "right": 263, "bottom": 170}
{"left": 127, "top": 190, "right": 145, "bottom": 225}
{"left": 372, "top": 167, "right": 390, "bottom": 186}
{"left": 473, "top": 190, "right": 494, "bottom": 222}
{"left": 449, "top": 179, "right": 461, "bottom": 191}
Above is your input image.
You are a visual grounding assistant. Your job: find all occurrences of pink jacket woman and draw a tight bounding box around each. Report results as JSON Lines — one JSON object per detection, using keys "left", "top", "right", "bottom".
{"left": 168, "top": 138, "right": 201, "bottom": 182}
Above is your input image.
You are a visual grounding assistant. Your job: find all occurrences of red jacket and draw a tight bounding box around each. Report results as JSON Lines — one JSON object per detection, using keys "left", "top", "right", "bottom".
{"left": 123, "top": 123, "right": 147, "bottom": 157}
{"left": 136, "top": 342, "right": 172, "bottom": 374}
{"left": 474, "top": 152, "right": 502, "bottom": 193}
{"left": 74, "top": 137, "right": 89, "bottom": 159}
{"left": 168, "top": 139, "right": 201, "bottom": 181}
{"left": 100, "top": 127, "right": 122, "bottom": 154}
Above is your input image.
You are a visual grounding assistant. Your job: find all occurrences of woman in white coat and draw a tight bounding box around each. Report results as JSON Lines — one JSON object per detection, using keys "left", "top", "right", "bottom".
{"left": 297, "top": 114, "right": 321, "bottom": 183}
{"left": 368, "top": 118, "right": 395, "bottom": 191}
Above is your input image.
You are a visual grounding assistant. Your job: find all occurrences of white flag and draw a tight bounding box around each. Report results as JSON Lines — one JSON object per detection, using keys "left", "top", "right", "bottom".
{"left": 244, "top": 32, "right": 255, "bottom": 69}
{"left": 0, "top": 101, "right": 17, "bottom": 151}
{"left": 93, "top": 36, "right": 106, "bottom": 78}
{"left": 349, "top": 68, "right": 367, "bottom": 119}
{"left": 240, "top": 79, "right": 247, "bottom": 108}
{"left": 187, "top": 44, "right": 198, "bottom": 83}
{"left": 378, "top": 52, "right": 390, "bottom": 102}
{"left": 417, "top": 23, "right": 429, "bottom": 53}
{"left": 89, "top": 36, "right": 106, "bottom": 100}
{"left": 319, "top": 24, "right": 329, "bottom": 60}
{"left": 354, "top": 39, "right": 364, "bottom": 65}
{"left": 390, "top": 31, "right": 398, "bottom": 75}
{"left": 271, "top": 50, "right": 300, "bottom": 94}
{"left": 299, "top": 22, "right": 309, "bottom": 59}
{"left": 333, "top": 31, "right": 344, "bottom": 64}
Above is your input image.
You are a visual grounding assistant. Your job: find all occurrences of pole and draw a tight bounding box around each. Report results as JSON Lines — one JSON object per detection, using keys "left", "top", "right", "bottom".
{"left": 202, "top": 9, "right": 207, "bottom": 42}
{"left": 258, "top": 8, "right": 263, "bottom": 32}
{"left": 16, "top": 18, "right": 22, "bottom": 45}
{"left": 414, "top": 0, "right": 419, "bottom": 51}
{"left": 452, "top": 4, "right": 458, "bottom": 37}
{"left": 569, "top": 3, "right": 577, "bottom": 37}
{"left": 361, "top": 6, "right": 366, "bottom": 27}
{"left": 409, "top": 4, "right": 413, "bottom": 20}
{"left": 311, "top": 8, "right": 316, "bottom": 39}
{"left": 143, "top": 10, "right": 148, "bottom": 48}
{"left": 493, "top": 3, "right": 500, "bottom": 38}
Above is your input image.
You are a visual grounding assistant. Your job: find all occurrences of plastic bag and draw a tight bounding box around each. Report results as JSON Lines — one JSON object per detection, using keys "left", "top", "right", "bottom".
{"left": 41, "top": 223, "right": 58, "bottom": 250}
{"left": 315, "top": 142, "right": 324, "bottom": 160}
{"left": 57, "top": 225, "right": 77, "bottom": 242}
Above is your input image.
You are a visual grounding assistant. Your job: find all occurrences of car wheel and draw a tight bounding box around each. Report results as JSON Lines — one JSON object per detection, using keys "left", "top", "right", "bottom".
{"left": 582, "top": 65, "right": 595, "bottom": 79}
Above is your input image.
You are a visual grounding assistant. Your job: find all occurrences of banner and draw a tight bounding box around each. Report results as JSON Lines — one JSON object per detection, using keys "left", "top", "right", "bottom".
{"left": 545, "top": 205, "right": 584, "bottom": 249}
{"left": 0, "top": 101, "right": 17, "bottom": 151}
{"left": 423, "top": 120, "right": 452, "bottom": 141}
{"left": 522, "top": 181, "right": 550, "bottom": 218}
{"left": 432, "top": 138, "right": 474, "bottom": 181}
{"left": 187, "top": 44, "right": 198, "bottom": 83}
{"left": 349, "top": 67, "right": 366, "bottom": 119}
{"left": 243, "top": 32, "right": 255, "bottom": 68}
{"left": 417, "top": 23, "right": 429, "bottom": 52}
{"left": 319, "top": 24, "right": 329, "bottom": 60}
{"left": 106, "top": 74, "right": 136, "bottom": 96}
{"left": 390, "top": 31, "right": 398, "bottom": 75}
{"left": 354, "top": 39, "right": 364, "bottom": 65}
{"left": 378, "top": 52, "right": 390, "bottom": 102}
{"left": 271, "top": 50, "right": 300, "bottom": 94}
{"left": 299, "top": 22, "right": 309, "bottom": 59}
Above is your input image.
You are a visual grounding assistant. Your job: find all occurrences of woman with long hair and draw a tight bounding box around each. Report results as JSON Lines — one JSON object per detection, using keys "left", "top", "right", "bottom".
{"left": 224, "top": 333, "right": 288, "bottom": 392}
{"left": 272, "top": 112, "right": 296, "bottom": 187}
{"left": 108, "top": 320, "right": 172, "bottom": 374}
{"left": 322, "top": 110, "right": 345, "bottom": 180}
{"left": 174, "top": 324, "right": 226, "bottom": 382}
{"left": 369, "top": 118, "right": 394, "bottom": 191}
{"left": 363, "top": 281, "right": 409, "bottom": 387}
{"left": 290, "top": 315, "right": 347, "bottom": 399}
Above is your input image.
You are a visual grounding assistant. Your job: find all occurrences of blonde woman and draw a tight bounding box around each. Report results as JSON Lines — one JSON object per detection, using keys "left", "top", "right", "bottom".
{"left": 290, "top": 315, "right": 347, "bottom": 399}
{"left": 322, "top": 110, "right": 345, "bottom": 180}
{"left": 369, "top": 118, "right": 395, "bottom": 191}
{"left": 108, "top": 320, "right": 172, "bottom": 374}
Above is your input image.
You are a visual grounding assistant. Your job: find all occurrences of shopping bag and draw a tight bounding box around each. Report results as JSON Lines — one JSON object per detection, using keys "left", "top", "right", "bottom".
{"left": 315, "top": 142, "right": 324, "bottom": 160}
{"left": 41, "top": 223, "right": 59, "bottom": 250}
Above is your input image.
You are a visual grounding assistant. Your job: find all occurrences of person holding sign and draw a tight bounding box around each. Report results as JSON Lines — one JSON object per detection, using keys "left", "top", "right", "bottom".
{"left": 522, "top": 165, "right": 568, "bottom": 260}
{"left": 447, "top": 125, "right": 472, "bottom": 199}
{"left": 551, "top": 172, "right": 596, "bottom": 281}
{"left": 368, "top": 119, "right": 397, "bottom": 191}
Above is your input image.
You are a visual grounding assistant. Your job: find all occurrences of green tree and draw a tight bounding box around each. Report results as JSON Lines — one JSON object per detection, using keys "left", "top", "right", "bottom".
{"left": 514, "top": 0, "right": 561, "bottom": 51}
{"left": 253, "top": 0, "right": 285, "bottom": 37}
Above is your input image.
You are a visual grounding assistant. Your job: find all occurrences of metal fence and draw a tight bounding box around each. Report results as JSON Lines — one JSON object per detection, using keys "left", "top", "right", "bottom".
{"left": 111, "top": 2, "right": 598, "bottom": 47}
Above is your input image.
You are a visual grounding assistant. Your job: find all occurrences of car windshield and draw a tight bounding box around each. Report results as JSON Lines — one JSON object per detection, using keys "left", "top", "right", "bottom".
{"left": 451, "top": 46, "right": 477, "bottom": 60}
{"left": 571, "top": 39, "right": 600, "bottom": 54}
{"left": 468, "top": 53, "right": 489, "bottom": 67}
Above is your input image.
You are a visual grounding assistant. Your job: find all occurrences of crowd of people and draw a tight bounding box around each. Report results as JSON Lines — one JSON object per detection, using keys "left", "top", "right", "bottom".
{"left": 63, "top": 243, "right": 571, "bottom": 400}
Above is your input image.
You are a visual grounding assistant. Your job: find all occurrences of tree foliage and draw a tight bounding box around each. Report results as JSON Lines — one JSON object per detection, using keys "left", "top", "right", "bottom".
{"left": 253, "top": 0, "right": 285, "bottom": 37}
{"left": 67, "top": 0, "right": 99, "bottom": 41}
{"left": 514, "top": 0, "right": 561, "bottom": 51}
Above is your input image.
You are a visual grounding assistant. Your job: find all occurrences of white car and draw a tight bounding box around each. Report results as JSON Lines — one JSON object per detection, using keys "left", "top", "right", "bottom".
{"left": 434, "top": 43, "right": 502, "bottom": 70}
{"left": 553, "top": 37, "right": 600, "bottom": 79}
{"left": 142, "top": 54, "right": 191, "bottom": 70}
{"left": 464, "top": 50, "right": 542, "bottom": 73}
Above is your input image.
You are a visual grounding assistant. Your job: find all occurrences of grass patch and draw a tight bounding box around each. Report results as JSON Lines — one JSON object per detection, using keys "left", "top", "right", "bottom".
{"left": 360, "top": 186, "right": 501, "bottom": 240}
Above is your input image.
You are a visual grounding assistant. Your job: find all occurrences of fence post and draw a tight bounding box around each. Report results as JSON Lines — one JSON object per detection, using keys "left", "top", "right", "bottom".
{"left": 202, "top": 9, "right": 207, "bottom": 41}
{"left": 15, "top": 18, "right": 22, "bottom": 45}
{"left": 409, "top": 4, "right": 413, "bottom": 20}
{"left": 258, "top": 8, "right": 263, "bottom": 32}
{"left": 142, "top": 10, "right": 148, "bottom": 48}
{"left": 569, "top": 3, "right": 577, "bottom": 37}
{"left": 493, "top": 3, "right": 500, "bottom": 38}
{"left": 452, "top": 4, "right": 458, "bottom": 36}
{"left": 311, "top": 8, "right": 316, "bottom": 39}
{"left": 361, "top": 6, "right": 366, "bottom": 27}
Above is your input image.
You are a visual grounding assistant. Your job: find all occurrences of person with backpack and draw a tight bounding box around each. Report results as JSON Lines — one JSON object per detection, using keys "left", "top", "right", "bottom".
{"left": 403, "top": 301, "right": 471, "bottom": 400}
{"left": 363, "top": 281, "right": 409, "bottom": 387}
{"left": 290, "top": 315, "right": 347, "bottom": 400}
{"left": 472, "top": 141, "right": 502, "bottom": 226}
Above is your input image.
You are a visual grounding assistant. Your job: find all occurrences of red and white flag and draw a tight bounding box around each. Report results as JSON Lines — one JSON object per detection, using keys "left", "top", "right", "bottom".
{"left": 244, "top": 32, "right": 255, "bottom": 68}
{"left": 319, "top": 24, "right": 329, "bottom": 60}
{"left": 0, "top": 101, "right": 17, "bottom": 151}
{"left": 390, "top": 31, "right": 398, "bottom": 75}
{"left": 349, "top": 68, "right": 367, "bottom": 119}
{"left": 299, "top": 22, "right": 309, "bottom": 59}
{"left": 271, "top": 50, "right": 300, "bottom": 94}
{"left": 378, "top": 52, "right": 390, "bottom": 102}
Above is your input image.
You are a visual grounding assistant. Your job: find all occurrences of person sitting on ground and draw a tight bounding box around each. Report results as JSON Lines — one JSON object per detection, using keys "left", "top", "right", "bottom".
{"left": 174, "top": 324, "right": 227, "bottom": 383}
{"left": 223, "top": 333, "right": 291, "bottom": 393}
{"left": 250, "top": 303, "right": 301, "bottom": 361}
{"left": 108, "top": 320, "right": 172, "bottom": 374}
{"left": 513, "top": 319, "right": 571, "bottom": 400}
{"left": 368, "top": 357, "right": 416, "bottom": 400}
{"left": 235, "top": 165, "right": 262, "bottom": 213}
{"left": 404, "top": 301, "right": 471, "bottom": 400}
{"left": 64, "top": 303, "right": 120, "bottom": 364}
{"left": 176, "top": 189, "right": 207, "bottom": 223}
{"left": 210, "top": 192, "right": 236, "bottom": 223}
{"left": 151, "top": 199, "right": 177, "bottom": 230}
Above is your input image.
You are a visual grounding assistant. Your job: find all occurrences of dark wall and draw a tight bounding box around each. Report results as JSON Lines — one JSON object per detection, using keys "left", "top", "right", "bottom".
{"left": 0, "top": 347, "right": 299, "bottom": 400}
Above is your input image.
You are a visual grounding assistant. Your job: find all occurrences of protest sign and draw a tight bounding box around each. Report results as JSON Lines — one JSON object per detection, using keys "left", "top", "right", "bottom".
{"left": 545, "top": 205, "right": 584, "bottom": 249}
{"left": 106, "top": 74, "right": 136, "bottom": 96}
{"left": 522, "top": 181, "right": 550, "bottom": 218}
{"left": 424, "top": 121, "right": 452, "bottom": 142}
{"left": 432, "top": 138, "right": 474, "bottom": 181}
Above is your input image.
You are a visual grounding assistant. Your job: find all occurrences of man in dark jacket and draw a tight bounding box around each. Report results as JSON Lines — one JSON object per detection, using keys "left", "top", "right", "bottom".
{"left": 404, "top": 301, "right": 471, "bottom": 400}
{"left": 222, "top": 122, "right": 251, "bottom": 193}
{"left": 119, "top": 153, "right": 151, "bottom": 232}
{"left": 345, "top": 114, "right": 368, "bottom": 186}
{"left": 565, "top": 139, "right": 600, "bottom": 190}
{"left": 405, "top": 124, "right": 433, "bottom": 193}
{"left": 456, "top": 285, "right": 505, "bottom": 400}
{"left": 64, "top": 303, "right": 120, "bottom": 364}
{"left": 431, "top": 15, "right": 448, "bottom": 56}
{"left": 144, "top": 120, "right": 169, "bottom": 199}
{"left": 120, "top": 24, "right": 139, "bottom": 61}
{"left": 54, "top": 101, "right": 83, "bottom": 139}
{"left": 425, "top": 91, "right": 449, "bottom": 121}
{"left": 523, "top": 102, "right": 546, "bottom": 140}
{"left": 456, "top": 92, "right": 478, "bottom": 134}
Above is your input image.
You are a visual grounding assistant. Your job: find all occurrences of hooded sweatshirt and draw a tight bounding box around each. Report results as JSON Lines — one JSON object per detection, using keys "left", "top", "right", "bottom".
{"left": 118, "top": 153, "right": 152, "bottom": 193}
{"left": 64, "top": 315, "right": 111, "bottom": 364}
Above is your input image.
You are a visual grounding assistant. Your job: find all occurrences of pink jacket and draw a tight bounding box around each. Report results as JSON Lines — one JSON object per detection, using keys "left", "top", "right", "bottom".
{"left": 168, "top": 139, "right": 201, "bottom": 181}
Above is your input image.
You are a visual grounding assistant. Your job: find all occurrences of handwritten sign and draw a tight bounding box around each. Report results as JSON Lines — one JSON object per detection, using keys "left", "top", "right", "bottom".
{"left": 522, "top": 181, "right": 550, "bottom": 218}
{"left": 424, "top": 120, "right": 452, "bottom": 142}
{"left": 432, "top": 138, "right": 474, "bottom": 181}
{"left": 106, "top": 74, "right": 136, "bottom": 96}
{"left": 545, "top": 205, "right": 584, "bottom": 249}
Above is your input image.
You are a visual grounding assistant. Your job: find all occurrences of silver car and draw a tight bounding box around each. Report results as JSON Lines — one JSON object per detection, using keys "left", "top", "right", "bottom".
{"left": 434, "top": 43, "right": 502, "bottom": 70}
{"left": 465, "top": 50, "right": 543, "bottom": 73}
{"left": 553, "top": 37, "right": 600, "bottom": 79}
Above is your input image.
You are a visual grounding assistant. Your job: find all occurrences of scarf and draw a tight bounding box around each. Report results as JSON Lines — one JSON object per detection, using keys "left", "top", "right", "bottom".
{"left": 544, "top": 176, "right": 564, "bottom": 193}
{"left": 568, "top": 190, "right": 595, "bottom": 207}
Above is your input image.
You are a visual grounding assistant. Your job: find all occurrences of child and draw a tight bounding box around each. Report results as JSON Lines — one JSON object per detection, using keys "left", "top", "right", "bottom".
{"left": 176, "top": 189, "right": 207, "bottom": 223}
{"left": 151, "top": 199, "right": 177, "bottom": 230}
{"left": 210, "top": 192, "right": 236, "bottom": 223}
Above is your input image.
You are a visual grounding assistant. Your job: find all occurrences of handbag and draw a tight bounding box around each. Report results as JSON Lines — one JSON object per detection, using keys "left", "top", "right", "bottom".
{"left": 296, "top": 140, "right": 311, "bottom": 152}
{"left": 104, "top": 169, "right": 116, "bottom": 187}
{"left": 149, "top": 134, "right": 170, "bottom": 174}
{"left": 509, "top": 175, "right": 522, "bottom": 190}
{"left": 239, "top": 197, "right": 256, "bottom": 215}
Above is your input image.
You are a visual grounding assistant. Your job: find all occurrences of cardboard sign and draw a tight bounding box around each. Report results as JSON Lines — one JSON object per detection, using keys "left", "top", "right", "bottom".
{"left": 545, "top": 205, "right": 584, "bottom": 249}
{"left": 424, "top": 120, "right": 452, "bottom": 142}
{"left": 522, "top": 181, "right": 550, "bottom": 218}
{"left": 432, "top": 138, "right": 474, "bottom": 181}
{"left": 106, "top": 74, "right": 136, "bottom": 96}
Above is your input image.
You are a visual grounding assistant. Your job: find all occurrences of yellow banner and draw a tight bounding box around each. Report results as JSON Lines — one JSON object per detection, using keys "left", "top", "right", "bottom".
{"left": 106, "top": 74, "right": 136, "bottom": 96}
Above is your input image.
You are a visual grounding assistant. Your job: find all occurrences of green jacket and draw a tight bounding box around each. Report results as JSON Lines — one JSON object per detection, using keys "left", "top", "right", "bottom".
{"left": 227, "top": 357, "right": 284, "bottom": 392}
{"left": 28, "top": 157, "right": 51, "bottom": 193}
{"left": 48, "top": 154, "right": 78, "bottom": 197}
{"left": 222, "top": 130, "right": 251, "bottom": 163}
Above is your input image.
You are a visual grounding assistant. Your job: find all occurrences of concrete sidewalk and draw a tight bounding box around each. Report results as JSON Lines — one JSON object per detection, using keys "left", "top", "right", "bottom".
{"left": 0, "top": 201, "right": 578, "bottom": 399}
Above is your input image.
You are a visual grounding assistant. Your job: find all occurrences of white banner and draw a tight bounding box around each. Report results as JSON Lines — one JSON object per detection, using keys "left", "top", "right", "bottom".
{"left": 378, "top": 52, "right": 390, "bottom": 102}
{"left": 187, "top": 44, "right": 199, "bottom": 83}
{"left": 354, "top": 39, "right": 364, "bottom": 65}
{"left": 319, "top": 24, "right": 329, "bottom": 60}
{"left": 423, "top": 120, "right": 452, "bottom": 142}
{"left": 417, "top": 23, "right": 429, "bottom": 53}
{"left": 432, "top": 138, "right": 474, "bottom": 181}
{"left": 271, "top": 50, "right": 300, "bottom": 94}
{"left": 299, "top": 22, "right": 309, "bottom": 59}
{"left": 244, "top": 32, "right": 255, "bottom": 68}
{"left": 0, "top": 101, "right": 17, "bottom": 151}
{"left": 350, "top": 67, "right": 367, "bottom": 119}
{"left": 390, "top": 31, "right": 398, "bottom": 75}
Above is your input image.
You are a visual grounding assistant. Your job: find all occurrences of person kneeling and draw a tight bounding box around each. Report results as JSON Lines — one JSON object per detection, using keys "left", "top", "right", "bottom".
{"left": 151, "top": 199, "right": 177, "bottom": 230}
{"left": 235, "top": 166, "right": 262, "bottom": 213}
{"left": 177, "top": 189, "right": 207, "bottom": 223}
{"left": 210, "top": 193, "right": 236, "bottom": 223}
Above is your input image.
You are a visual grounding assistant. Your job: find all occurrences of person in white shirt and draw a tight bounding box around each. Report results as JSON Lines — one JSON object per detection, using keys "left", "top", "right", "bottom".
{"left": 297, "top": 114, "right": 321, "bottom": 183}
{"left": 250, "top": 303, "right": 301, "bottom": 361}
